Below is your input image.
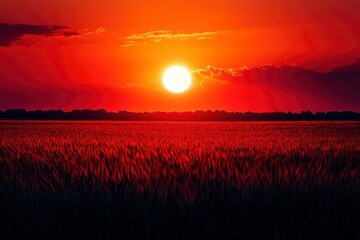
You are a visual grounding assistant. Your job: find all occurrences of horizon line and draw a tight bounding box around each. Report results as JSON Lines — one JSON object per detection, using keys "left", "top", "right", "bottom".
{"left": 1, "top": 108, "right": 360, "bottom": 114}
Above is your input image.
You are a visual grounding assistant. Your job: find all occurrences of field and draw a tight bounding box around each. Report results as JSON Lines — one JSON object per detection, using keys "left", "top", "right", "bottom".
{"left": 0, "top": 121, "right": 359, "bottom": 240}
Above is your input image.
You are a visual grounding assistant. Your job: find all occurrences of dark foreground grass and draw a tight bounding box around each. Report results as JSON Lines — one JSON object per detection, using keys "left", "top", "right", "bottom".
{"left": 0, "top": 121, "right": 359, "bottom": 240}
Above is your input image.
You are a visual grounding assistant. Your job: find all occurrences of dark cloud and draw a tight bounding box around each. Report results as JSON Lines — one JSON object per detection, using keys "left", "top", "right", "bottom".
{"left": 0, "top": 23, "right": 79, "bottom": 46}
{"left": 328, "top": 59, "right": 360, "bottom": 79}
{"left": 195, "top": 60, "right": 360, "bottom": 110}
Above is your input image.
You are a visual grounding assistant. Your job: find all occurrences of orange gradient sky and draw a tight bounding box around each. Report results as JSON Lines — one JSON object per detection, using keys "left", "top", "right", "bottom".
{"left": 0, "top": 0, "right": 360, "bottom": 111}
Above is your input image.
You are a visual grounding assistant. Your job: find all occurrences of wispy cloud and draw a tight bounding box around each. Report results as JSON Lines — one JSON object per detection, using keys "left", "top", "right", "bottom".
{"left": 123, "top": 30, "right": 225, "bottom": 47}
{"left": 192, "top": 65, "right": 247, "bottom": 84}
{"left": 76, "top": 27, "right": 106, "bottom": 38}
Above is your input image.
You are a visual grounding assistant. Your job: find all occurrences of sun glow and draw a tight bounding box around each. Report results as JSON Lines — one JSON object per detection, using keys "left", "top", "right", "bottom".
{"left": 162, "top": 66, "right": 192, "bottom": 93}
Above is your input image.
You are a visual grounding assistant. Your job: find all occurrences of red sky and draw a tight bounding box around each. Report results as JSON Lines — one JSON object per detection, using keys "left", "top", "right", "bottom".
{"left": 0, "top": 0, "right": 360, "bottom": 112}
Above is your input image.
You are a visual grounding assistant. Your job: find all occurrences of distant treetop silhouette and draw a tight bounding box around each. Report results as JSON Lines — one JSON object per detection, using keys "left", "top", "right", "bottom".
{"left": 0, "top": 109, "right": 359, "bottom": 121}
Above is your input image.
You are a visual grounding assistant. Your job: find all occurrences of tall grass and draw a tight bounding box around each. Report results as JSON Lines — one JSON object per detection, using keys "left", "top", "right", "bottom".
{"left": 0, "top": 121, "right": 359, "bottom": 240}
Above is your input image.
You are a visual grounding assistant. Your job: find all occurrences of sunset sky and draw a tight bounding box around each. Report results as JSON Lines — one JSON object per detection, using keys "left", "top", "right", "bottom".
{"left": 1, "top": 0, "right": 360, "bottom": 112}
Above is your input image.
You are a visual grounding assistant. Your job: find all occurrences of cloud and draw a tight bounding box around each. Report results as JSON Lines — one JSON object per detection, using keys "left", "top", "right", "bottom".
{"left": 195, "top": 60, "right": 360, "bottom": 84}
{"left": 0, "top": 23, "right": 80, "bottom": 46}
{"left": 194, "top": 60, "right": 360, "bottom": 110}
{"left": 193, "top": 65, "right": 247, "bottom": 84}
{"left": 123, "top": 30, "right": 225, "bottom": 46}
{"left": 77, "top": 27, "right": 106, "bottom": 37}
{"left": 0, "top": 23, "right": 106, "bottom": 47}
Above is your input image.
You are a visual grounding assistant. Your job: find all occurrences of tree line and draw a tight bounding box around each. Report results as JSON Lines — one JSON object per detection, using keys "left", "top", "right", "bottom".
{"left": 0, "top": 109, "right": 359, "bottom": 121}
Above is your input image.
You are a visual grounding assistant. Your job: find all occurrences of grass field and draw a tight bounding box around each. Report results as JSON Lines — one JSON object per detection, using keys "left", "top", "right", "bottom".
{"left": 0, "top": 121, "right": 359, "bottom": 240}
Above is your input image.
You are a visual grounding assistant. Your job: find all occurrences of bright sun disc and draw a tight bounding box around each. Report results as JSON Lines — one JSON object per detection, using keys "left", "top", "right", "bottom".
{"left": 162, "top": 66, "right": 192, "bottom": 93}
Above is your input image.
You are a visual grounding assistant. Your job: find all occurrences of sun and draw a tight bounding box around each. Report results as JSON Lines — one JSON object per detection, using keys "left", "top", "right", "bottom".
{"left": 162, "top": 66, "right": 192, "bottom": 93}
